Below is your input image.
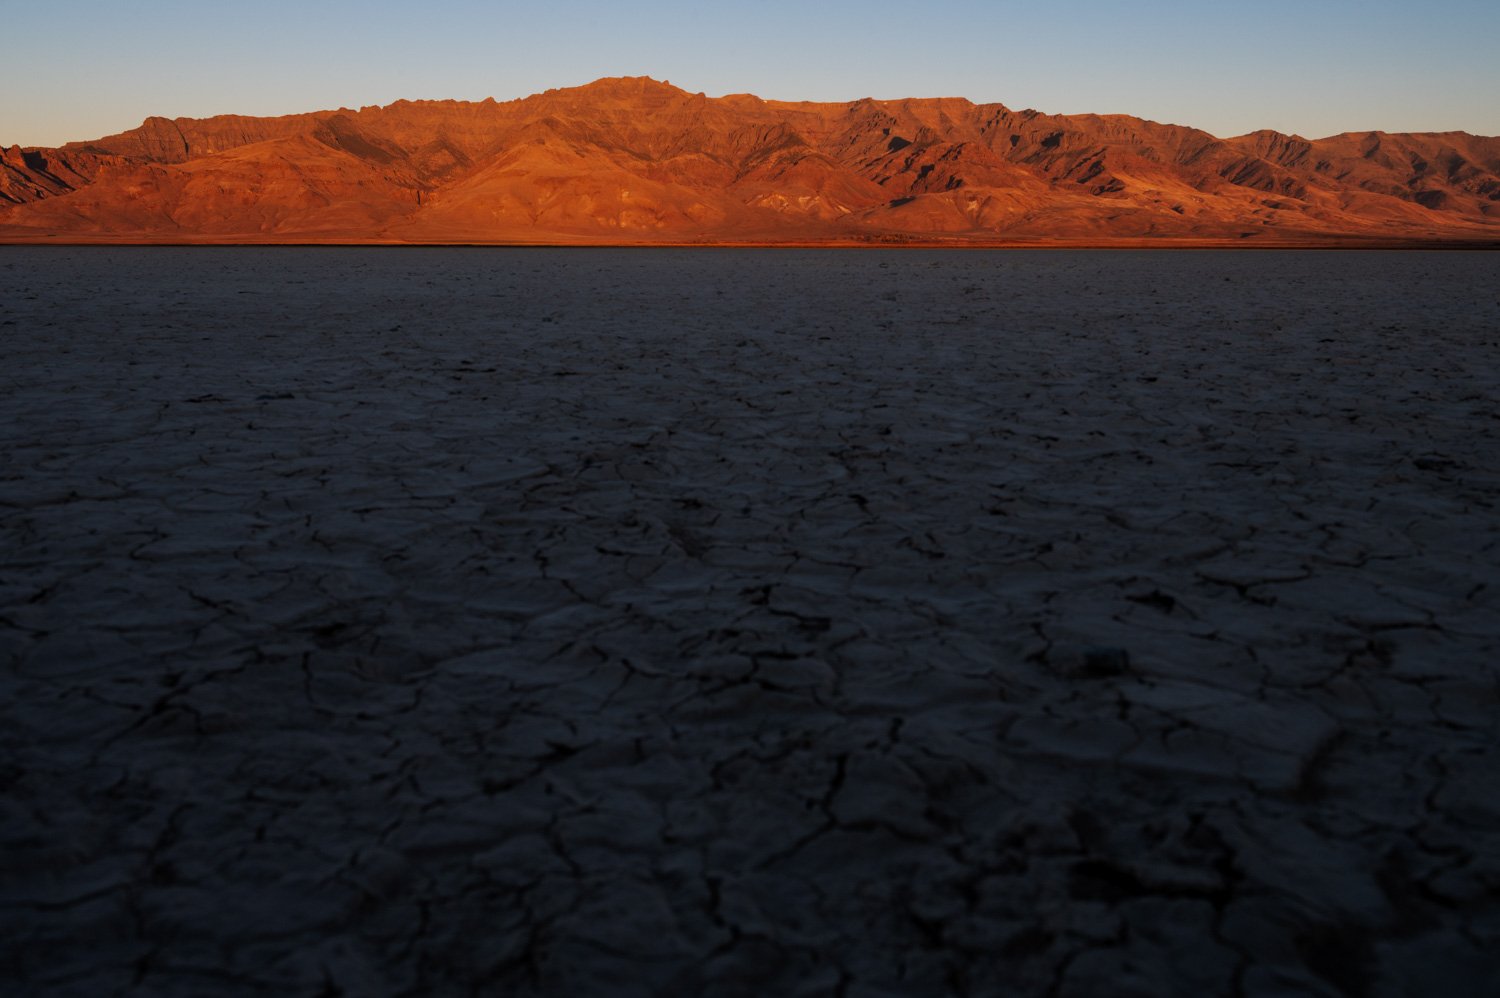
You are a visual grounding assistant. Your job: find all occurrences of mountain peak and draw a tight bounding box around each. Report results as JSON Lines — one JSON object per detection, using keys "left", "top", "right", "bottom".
{"left": 566, "top": 75, "right": 686, "bottom": 95}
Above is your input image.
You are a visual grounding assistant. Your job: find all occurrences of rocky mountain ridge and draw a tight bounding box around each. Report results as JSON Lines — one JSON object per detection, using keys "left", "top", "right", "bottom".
{"left": 3, "top": 76, "right": 1498, "bottom": 243}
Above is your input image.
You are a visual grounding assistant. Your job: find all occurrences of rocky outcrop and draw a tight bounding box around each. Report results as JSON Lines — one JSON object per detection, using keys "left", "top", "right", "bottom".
{"left": 0, "top": 144, "right": 125, "bottom": 206}
{"left": 2, "top": 76, "right": 1497, "bottom": 242}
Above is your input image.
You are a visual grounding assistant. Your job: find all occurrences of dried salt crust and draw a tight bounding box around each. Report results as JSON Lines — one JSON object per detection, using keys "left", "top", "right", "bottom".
{"left": 2, "top": 247, "right": 1498, "bottom": 994}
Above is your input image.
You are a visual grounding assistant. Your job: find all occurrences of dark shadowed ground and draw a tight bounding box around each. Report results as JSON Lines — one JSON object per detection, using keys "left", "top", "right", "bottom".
{"left": 2, "top": 247, "right": 1498, "bottom": 995}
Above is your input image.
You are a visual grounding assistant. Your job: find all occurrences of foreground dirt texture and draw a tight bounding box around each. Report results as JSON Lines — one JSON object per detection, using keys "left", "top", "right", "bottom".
{"left": 2, "top": 247, "right": 1499, "bottom": 994}
{"left": 2, "top": 76, "right": 1499, "bottom": 245}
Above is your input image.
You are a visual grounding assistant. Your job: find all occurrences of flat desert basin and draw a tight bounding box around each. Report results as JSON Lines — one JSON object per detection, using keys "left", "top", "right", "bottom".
{"left": 2, "top": 247, "right": 1497, "bottom": 994}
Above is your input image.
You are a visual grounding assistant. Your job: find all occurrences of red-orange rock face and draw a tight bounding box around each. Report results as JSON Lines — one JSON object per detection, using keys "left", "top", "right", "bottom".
{"left": 3, "top": 76, "right": 1497, "bottom": 244}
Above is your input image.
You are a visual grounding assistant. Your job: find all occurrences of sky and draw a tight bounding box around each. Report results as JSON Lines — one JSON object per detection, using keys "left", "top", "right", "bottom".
{"left": 3, "top": 0, "right": 1498, "bottom": 147}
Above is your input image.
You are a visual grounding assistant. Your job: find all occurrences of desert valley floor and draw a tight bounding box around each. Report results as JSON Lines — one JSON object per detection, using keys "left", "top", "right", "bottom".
{"left": 2, "top": 247, "right": 1498, "bottom": 995}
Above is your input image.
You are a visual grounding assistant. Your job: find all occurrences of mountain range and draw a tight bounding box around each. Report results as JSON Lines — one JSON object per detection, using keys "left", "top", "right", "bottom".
{"left": 3, "top": 76, "right": 1498, "bottom": 245}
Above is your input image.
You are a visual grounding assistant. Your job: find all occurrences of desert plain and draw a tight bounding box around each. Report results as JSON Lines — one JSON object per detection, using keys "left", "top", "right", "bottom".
{"left": 1, "top": 245, "right": 1498, "bottom": 994}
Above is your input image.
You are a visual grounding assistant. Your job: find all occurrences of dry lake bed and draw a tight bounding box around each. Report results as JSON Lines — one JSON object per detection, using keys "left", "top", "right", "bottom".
{"left": 2, "top": 247, "right": 1498, "bottom": 995}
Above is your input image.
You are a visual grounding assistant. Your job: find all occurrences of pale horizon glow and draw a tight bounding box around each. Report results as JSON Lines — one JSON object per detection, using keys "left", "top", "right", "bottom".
{"left": 3, "top": 0, "right": 1498, "bottom": 148}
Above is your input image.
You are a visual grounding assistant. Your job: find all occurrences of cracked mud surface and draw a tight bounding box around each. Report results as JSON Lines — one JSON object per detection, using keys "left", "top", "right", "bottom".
{"left": 2, "top": 247, "right": 1498, "bottom": 995}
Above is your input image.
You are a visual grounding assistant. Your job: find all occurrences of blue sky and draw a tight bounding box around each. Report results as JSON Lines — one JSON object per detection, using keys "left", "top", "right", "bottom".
{"left": 4, "top": 0, "right": 1497, "bottom": 146}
